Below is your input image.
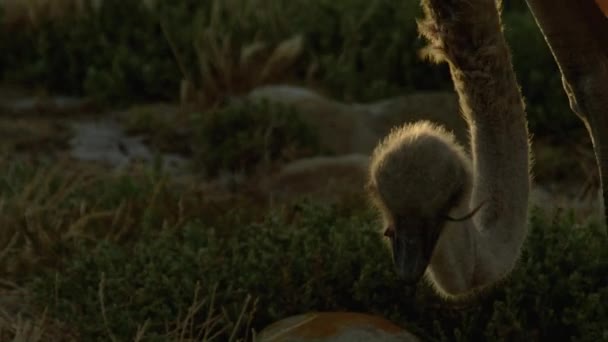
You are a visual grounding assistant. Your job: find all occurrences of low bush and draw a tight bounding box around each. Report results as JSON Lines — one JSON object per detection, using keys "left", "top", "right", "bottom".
{"left": 0, "top": 160, "right": 605, "bottom": 341}
{"left": 192, "top": 99, "right": 320, "bottom": 177}
{"left": 26, "top": 195, "right": 607, "bottom": 341}
{"left": 0, "top": 0, "right": 582, "bottom": 137}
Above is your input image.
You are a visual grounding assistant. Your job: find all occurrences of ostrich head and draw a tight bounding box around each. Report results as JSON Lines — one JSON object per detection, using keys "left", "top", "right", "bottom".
{"left": 368, "top": 121, "right": 474, "bottom": 283}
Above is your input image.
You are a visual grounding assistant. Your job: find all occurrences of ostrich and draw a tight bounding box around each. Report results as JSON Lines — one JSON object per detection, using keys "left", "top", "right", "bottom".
{"left": 259, "top": 0, "right": 607, "bottom": 340}
{"left": 365, "top": 0, "right": 532, "bottom": 298}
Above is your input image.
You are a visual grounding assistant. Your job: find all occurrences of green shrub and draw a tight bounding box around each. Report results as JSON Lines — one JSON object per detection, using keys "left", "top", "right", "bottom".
{"left": 0, "top": 0, "right": 582, "bottom": 139}
{"left": 0, "top": 1, "right": 179, "bottom": 102}
{"left": 192, "top": 99, "right": 320, "bottom": 177}
{"left": 484, "top": 209, "right": 608, "bottom": 340}
{"left": 0, "top": 159, "right": 172, "bottom": 280}
{"left": 28, "top": 198, "right": 607, "bottom": 341}
{"left": 121, "top": 105, "right": 192, "bottom": 154}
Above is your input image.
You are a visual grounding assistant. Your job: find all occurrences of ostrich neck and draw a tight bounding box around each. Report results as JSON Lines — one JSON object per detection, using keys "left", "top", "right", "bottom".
{"left": 453, "top": 47, "right": 530, "bottom": 260}
{"left": 422, "top": 0, "right": 531, "bottom": 295}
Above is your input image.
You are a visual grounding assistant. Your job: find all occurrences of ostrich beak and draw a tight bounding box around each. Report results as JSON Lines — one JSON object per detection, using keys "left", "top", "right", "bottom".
{"left": 390, "top": 224, "right": 439, "bottom": 284}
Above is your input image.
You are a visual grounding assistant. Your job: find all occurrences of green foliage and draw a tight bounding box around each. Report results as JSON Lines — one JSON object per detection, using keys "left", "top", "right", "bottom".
{"left": 485, "top": 209, "right": 608, "bottom": 340}
{"left": 281, "top": 0, "right": 451, "bottom": 101}
{"left": 28, "top": 202, "right": 394, "bottom": 340}
{"left": 0, "top": 160, "right": 156, "bottom": 279}
{"left": 2, "top": 1, "right": 605, "bottom": 340}
{"left": 192, "top": 99, "right": 320, "bottom": 177}
{"left": 0, "top": 1, "right": 179, "bottom": 102}
{"left": 28, "top": 195, "right": 608, "bottom": 341}
{"left": 121, "top": 105, "right": 191, "bottom": 154}
{"left": 0, "top": 0, "right": 580, "bottom": 136}
{"left": 0, "top": 0, "right": 582, "bottom": 138}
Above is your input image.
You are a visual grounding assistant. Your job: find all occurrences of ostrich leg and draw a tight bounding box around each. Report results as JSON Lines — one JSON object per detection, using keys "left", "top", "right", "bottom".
{"left": 525, "top": 0, "right": 608, "bottom": 230}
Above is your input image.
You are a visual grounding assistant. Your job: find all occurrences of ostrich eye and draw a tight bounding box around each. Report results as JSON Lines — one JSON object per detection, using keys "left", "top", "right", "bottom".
{"left": 383, "top": 226, "right": 395, "bottom": 239}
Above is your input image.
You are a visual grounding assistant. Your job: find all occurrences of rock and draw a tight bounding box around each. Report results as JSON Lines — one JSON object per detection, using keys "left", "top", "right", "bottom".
{"left": 68, "top": 118, "right": 188, "bottom": 174}
{"left": 247, "top": 85, "right": 468, "bottom": 204}
{"left": 246, "top": 85, "right": 465, "bottom": 155}
{"left": 258, "top": 312, "right": 420, "bottom": 342}
{"left": 248, "top": 86, "right": 378, "bottom": 155}
{"left": 263, "top": 154, "right": 369, "bottom": 204}
{"left": 361, "top": 92, "right": 467, "bottom": 147}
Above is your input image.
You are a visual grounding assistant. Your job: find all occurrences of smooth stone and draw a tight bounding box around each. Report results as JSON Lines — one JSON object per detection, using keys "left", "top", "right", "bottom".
{"left": 258, "top": 312, "right": 420, "bottom": 342}
{"left": 246, "top": 85, "right": 465, "bottom": 155}
{"left": 262, "top": 154, "right": 369, "bottom": 204}
{"left": 68, "top": 118, "right": 187, "bottom": 174}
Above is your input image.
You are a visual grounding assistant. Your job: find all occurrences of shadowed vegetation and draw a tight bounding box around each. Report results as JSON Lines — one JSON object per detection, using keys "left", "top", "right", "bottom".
{"left": 0, "top": 160, "right": 604, "bottom": 341}
{"left": 192, "top": 99, "right": 321, "bottom": 177}
{"left": 1, "top": 0, "right": 606, "bottom": 341}
{"left": 0, "top": 0, "right": 582, "bottom": 136}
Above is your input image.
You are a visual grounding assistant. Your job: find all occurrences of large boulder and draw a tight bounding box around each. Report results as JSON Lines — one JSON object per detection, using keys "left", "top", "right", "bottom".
{"left": 248, "top": 86, "right": 378, "bottom": 155}
{"left": 361, "top": 92, "right": 467, "bottom": 147}
{"left": 247, "top": 85, "right": 466, "bottom": 155}
{"left": 262, "top": 154, "right": 369, "bottom": 204}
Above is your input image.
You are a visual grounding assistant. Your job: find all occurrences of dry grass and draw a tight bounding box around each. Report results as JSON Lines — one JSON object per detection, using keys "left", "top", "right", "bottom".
{"left": 0, "top": 156, "right": 605, "bottom": 341}
{"left": 0, "top": 279, "right": 258, "bottom": 341}
{"left": 0, "top": 156, "right": 255, "bottom": 281}
{"left": 0, "top": 157, "right": 265, "bottom": 341}
{"left": 161, "top": 0, "right": 306, "bottom": 107}
{"left": 1, "top": 0, "right": 89, "bottom": 29}
{"left": 0, "top": 118, "right": 70, "bottom": 155}
{"left": 0, "top": 160, "right": 105, "bottom": 279}
{"left": 0, "top": 283, "right": 77, "bottom": 342}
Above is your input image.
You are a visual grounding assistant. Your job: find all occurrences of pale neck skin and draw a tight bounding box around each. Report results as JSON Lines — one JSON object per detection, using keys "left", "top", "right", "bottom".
{"left": 419, "top": 0, "right": 531, "bottom": 298}
{"left": 427, "top": 187, "right": 514, "bottom": 297}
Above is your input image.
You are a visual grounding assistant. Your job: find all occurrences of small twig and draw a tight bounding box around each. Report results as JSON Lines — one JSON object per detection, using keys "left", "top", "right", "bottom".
{"left": 0, "top": 232, "right": 19, "bottom": 264}
{"left": 98, "top": 272, "right": 118, "bottom": 342}
{"left": 160, "top": 17, "right": 193, "bottom": 86}
{"left": 227, "top": 294, "right": 252, "bottom": 342}
{"left": 243, "top": 297, "right": 259, "bottom": 342}
{"left": 201, "top": 284, "right": 218, "bottom": 341}
{"left": 133, "top": 319, "right": 150, "bottom": 342}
